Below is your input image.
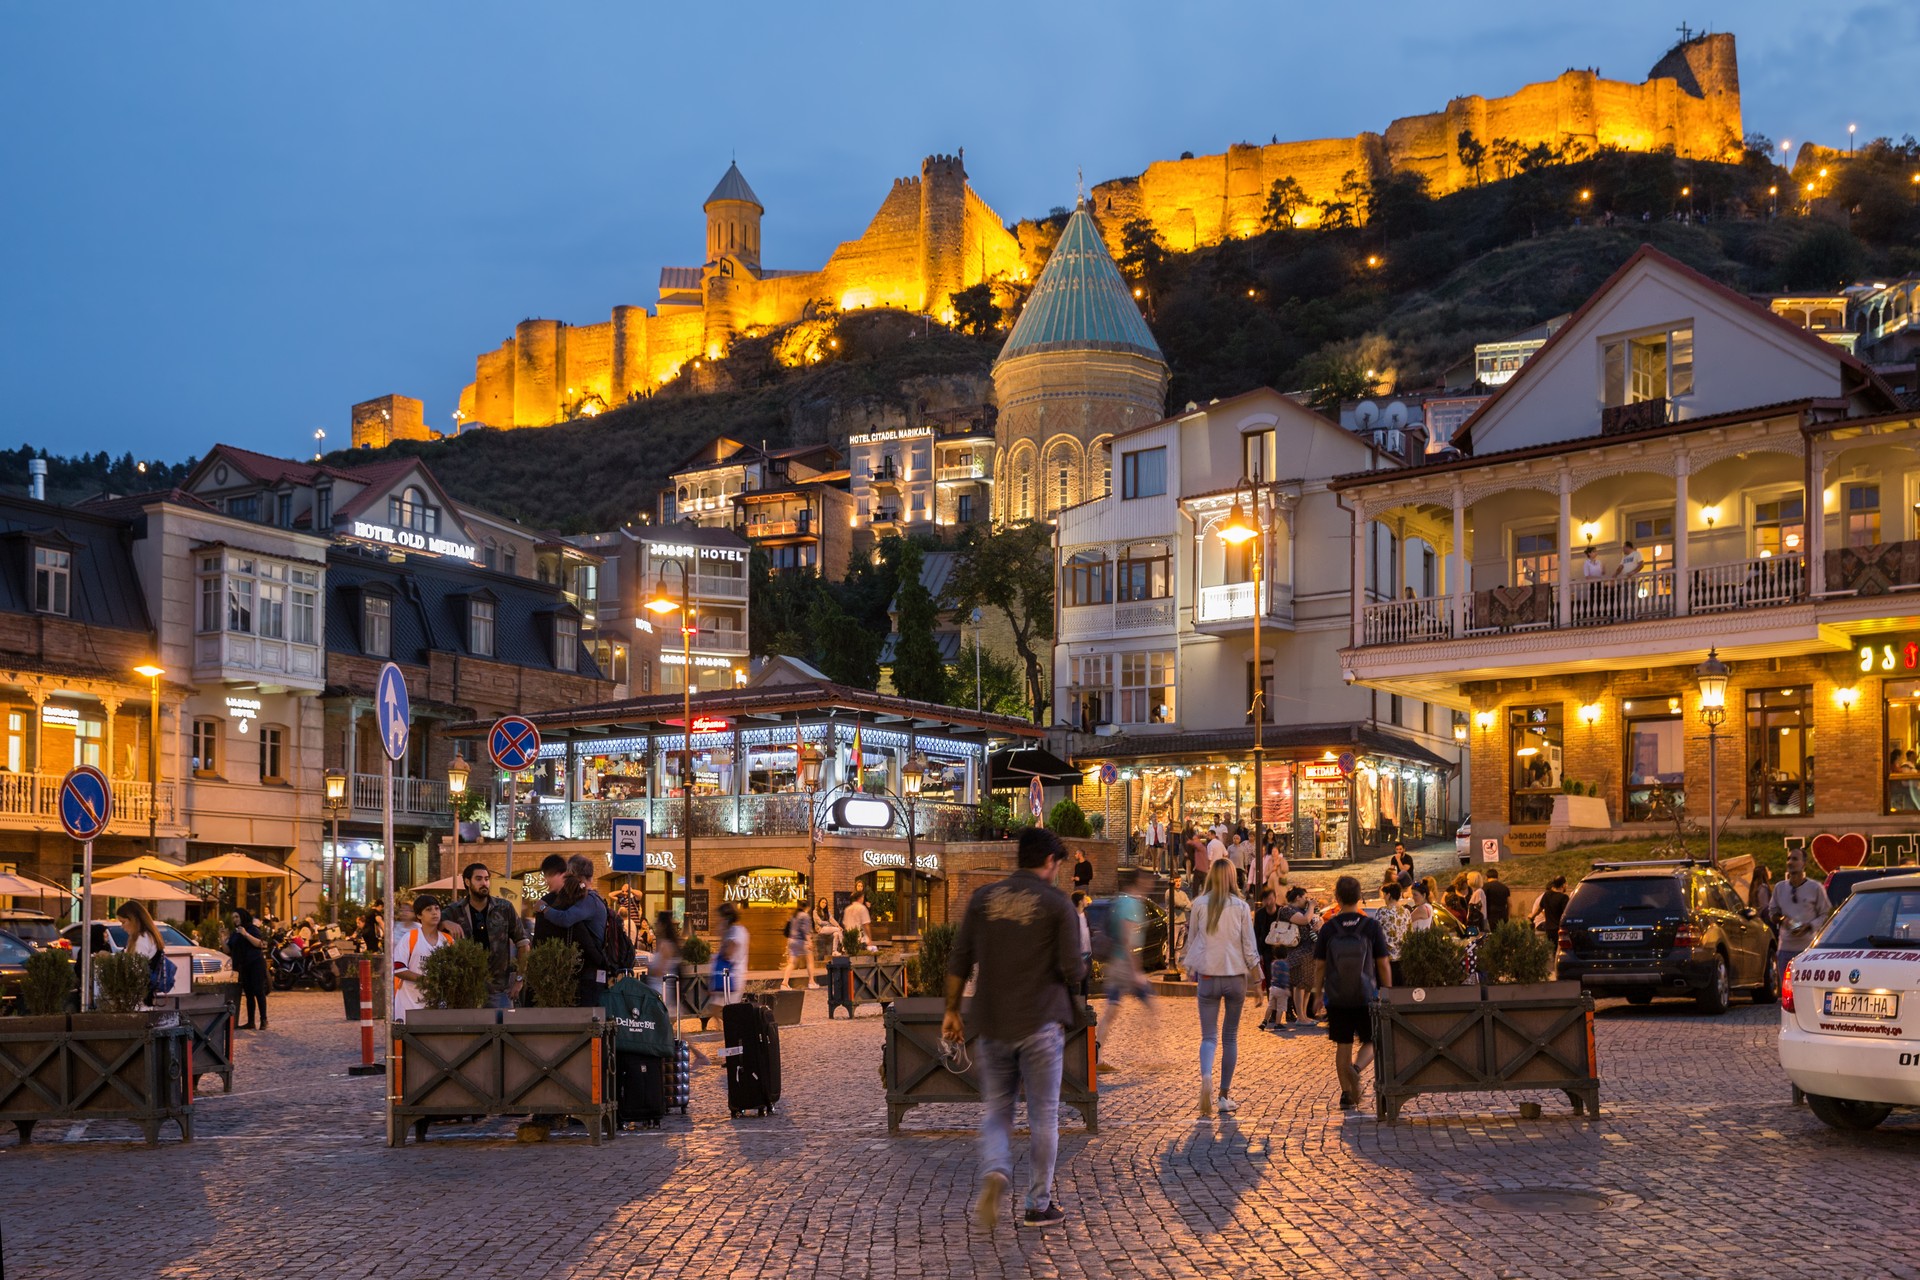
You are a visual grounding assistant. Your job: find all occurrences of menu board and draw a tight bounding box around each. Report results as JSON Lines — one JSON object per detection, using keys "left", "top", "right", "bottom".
{"left": 683, "top": 885, "right": 710, "bottom": 938}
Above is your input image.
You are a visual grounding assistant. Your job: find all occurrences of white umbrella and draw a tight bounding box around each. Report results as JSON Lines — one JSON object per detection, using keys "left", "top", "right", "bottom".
{"left": 0, "top": 872, "right": 70, "bottom": 899}
{"left": 92, "top": 874, "right": 208, "bottom": 903}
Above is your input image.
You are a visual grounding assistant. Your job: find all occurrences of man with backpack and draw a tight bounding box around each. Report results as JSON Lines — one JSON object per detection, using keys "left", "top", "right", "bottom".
{"left": 1315, "top": 875, "right": 1393, "bottom": 1112}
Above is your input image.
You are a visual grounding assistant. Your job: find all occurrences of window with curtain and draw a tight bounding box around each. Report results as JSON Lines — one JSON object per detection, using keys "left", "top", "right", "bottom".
{"left": 1116, "top": 541, "right": 1172, "bottom": 602}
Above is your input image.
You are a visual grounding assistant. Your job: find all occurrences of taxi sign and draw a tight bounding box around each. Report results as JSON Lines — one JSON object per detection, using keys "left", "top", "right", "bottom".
{"left": 59, "top": 765, "right": 112, "bottom": 842}
{"left": 375, "top": 662, "right": 410, "bottom": 762}
{"left": 489, "top": 716, "right": 541, "bottom": 772}
{"left": 610, "top": 818, "right": 647, "bottom": 872}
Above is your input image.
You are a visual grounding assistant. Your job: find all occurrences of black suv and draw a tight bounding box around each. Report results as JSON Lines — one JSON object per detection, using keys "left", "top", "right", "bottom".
{"left": 1556, "top": 860, "right": 1776, "bottom": 1013}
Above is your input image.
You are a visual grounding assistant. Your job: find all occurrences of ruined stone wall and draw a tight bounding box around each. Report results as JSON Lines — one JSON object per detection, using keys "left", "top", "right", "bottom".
{"left": 350, "top": 394, "right": 429, "bottom": 448}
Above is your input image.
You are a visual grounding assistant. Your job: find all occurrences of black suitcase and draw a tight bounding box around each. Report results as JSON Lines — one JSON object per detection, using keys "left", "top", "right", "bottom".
{"left": 721, "top": 1000, "right": 781, "bottom": 1116}
{"left": 616, "top": 1050, "right": 670, "bottom": 1128}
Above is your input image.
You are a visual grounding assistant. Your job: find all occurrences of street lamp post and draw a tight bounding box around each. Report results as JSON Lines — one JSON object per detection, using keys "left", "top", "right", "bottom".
{"left": 799, "top": 741, "right": 825, "bottom": 911}
{"left": 446, "top": 751, "right": 469, "bottom": 887}
{"left": 323, "top": 767, "right": 347, "bottom": 923}
{"left": 646, "top": 558, "right": 697, "bottom": 921}
{"left": 134, "top": 663, "right": 164, "bottom": 847}
{"left": 1696, "top": 648, "right": 1729, "bottom": 866}
{"left": 1216, "top": 468, "right": 1268, "bottom": 892}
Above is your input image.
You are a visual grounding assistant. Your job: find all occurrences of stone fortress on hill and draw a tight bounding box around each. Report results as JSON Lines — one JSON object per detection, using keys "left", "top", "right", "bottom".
{"left": 350, "top": 32, "right": 1742, "bottom": 445}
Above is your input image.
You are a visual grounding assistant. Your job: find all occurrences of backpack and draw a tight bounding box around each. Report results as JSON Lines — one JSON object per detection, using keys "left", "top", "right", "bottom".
{"left": 148, "top": 950, "right": 178, "bottom": 1002}
{"left": 1322, "top": 918, "right": 1379, "bottom": 1008}
{"left": 602, "top": 904, "right": 638, "bottom": 974}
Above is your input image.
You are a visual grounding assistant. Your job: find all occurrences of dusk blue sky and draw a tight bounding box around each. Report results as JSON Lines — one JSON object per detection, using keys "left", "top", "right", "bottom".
{"left": 2, "top": 1, "right": 1911, "bottom": 463}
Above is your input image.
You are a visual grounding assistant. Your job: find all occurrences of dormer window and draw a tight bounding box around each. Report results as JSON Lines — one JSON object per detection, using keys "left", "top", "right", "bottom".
{"left": 363, "top": 593, "right": 392, "bottom": 658}
{"left": 554, "top": 616, "right": 578, "bottom": 672}
{"left": 33, "top": 546, "right": 71, "bottom": 616}
{"left": 315, "top": 483, "right": 333, "bottom": 529}
{"left": 227, "top": 493, "right": 260, "bottom": 522}
{"left": 469, "top": 599, "right": 496, "bottom": 658}
{"left": 389, "top": 486, "right": 438, "bottom": 534}
{"left": 1602, "top": 325, "right": 1694, "bottom": 407}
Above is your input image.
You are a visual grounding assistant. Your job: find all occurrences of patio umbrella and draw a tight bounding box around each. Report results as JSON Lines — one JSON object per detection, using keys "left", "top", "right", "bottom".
{"left": 0, "top": 872, "right": 71, "bottom": 899}
{"left": 92, "top": 874, "right": 207, "bottom": 903}
{"left": 184, "top": 853, "right": 297, "bottom": 880}
{"left": 406, "top": 875, "right": 518, "bottom": 897}
{"left": 91, "top": 855, "right": 192, "bottom": 881}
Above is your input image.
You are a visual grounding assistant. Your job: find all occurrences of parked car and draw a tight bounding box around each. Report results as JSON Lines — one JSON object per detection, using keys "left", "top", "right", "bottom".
{"left": 1455, "top": 816, "right": 1472, "bottom": 864}
{"left": 1555, "top": 859, "right": 1776, "bottom": 1013}
{"left": 0, "top": 909, "right": 64, "bottom": 950}
{"left": 1824, "top": 864, "right": 1920, "bottom": 909}
{"left": 1082, "top": 895, "right": 1171, "bottom": 973}
{"left": 61, "top": 921, "right": 233, "bottom": 996}
{"left": 1778, "top": 872, "right": 1920, "bottom": 1132}
{"left": 0, "top": 930, "right": 32, "bottom": 1012}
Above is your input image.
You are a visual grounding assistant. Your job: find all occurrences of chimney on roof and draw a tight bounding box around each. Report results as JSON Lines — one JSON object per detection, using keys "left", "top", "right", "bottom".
{"left": 28, "top": 458, "right": 46, "bottom": 502}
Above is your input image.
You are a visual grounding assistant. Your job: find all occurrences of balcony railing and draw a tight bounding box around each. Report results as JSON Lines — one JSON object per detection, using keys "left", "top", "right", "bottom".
{"left": 0, "top": 774, "right": 177, "bottom": 828}
{"left": 351, "top": 773, "right": 450, "bottom": 816}
{"left": 487, "top": 795, "right": 981, "bottom": 842}
{"left": 1363, "top": 594, "right": 1455, "bottom": 645}
{"left": 1689, "top": 554, "right": 1805, "bottom": 614}
{"left": 1570, "top": 569, "right": 1676, "bottom": 626}
{"left": 1196, "top": 581, "right": 1295, "bottom": 625}
{"left": 936, "top": 462, "right": 986, "bottom": 482}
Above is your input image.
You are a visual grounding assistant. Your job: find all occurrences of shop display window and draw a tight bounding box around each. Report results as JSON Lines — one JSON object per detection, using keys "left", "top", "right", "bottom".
{"left": 1622, "top": 698, "right": 1685, "bottom": 822}
{"left": 1509, "top": 705, "right": 1563, "bottom": 824}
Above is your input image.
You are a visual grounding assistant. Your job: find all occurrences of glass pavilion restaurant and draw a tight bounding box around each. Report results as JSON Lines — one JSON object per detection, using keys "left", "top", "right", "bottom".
{"left": 451, "top": 670, "right": 1042, "bottom": 968}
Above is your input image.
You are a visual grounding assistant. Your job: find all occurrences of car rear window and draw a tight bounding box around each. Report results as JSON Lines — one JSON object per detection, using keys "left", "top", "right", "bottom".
{"left": 1567, "top": 876, "right": 1685, "bottom": 918}
{"left": 1818, "top": 889, "right": 1920, "bottom": 948}
{"left": 159, "top": 924, "right": 192, "bottom": 947}
{"left": 0, "top": 932, "right": 30, "bottom": 964}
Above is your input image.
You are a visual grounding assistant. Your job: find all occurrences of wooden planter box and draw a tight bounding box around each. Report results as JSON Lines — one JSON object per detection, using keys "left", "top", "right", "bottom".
{"left": 849, "top": 959, "right": 909, "bottom": 1008}
{"left": 745, "top": 986, "right": 805, "bottom": 1027}
{"left": 882, "top": 997, "right": 1097, "bottom": 1134}
{"left": 0, "top": 1012, "right": 194, "bottom": 1145}
{"left": 390, "top": 1007, "right": 616, "bottom": 1147}
{"left": 154, "top": 993, "right": 236, "bottom": 1095}
{"left": 1371, "top": 981, "right": 1600, "bottom": 1123}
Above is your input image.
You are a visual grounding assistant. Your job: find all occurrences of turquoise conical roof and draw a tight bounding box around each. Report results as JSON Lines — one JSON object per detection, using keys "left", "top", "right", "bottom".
{"left": 705, "top": 161, "right": 762, "bottom": 210}
{"left": 997, "top": 203, "right": 1163, "bottom": 365}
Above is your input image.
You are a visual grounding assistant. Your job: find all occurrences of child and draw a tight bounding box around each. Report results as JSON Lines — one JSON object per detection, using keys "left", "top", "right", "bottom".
{"left": 1261, "top": 954, "right": 1292, "bottom": 1030}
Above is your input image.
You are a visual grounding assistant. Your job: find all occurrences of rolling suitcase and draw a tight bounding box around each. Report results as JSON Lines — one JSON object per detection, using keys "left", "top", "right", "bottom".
{"left": 672, "top": 1038, "right": 691, "bottom": 1114}
{"left": 721, "top": 999, "right": 781, "bottom": 1116}
{"left": 616, "top": 1050, "right": 670, "bottom": 1128}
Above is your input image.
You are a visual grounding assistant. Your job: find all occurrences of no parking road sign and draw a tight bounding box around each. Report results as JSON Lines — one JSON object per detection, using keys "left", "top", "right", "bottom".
{"left": 489, "top": 716, "right": 541, "bottom": 772}
{"left": 59, "top": 765, "right": 112, "bottom": 842}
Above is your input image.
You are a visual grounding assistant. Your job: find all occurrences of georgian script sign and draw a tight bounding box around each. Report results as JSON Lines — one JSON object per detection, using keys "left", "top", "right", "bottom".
{"left": 861, "top": 848, "right": 941, "bottom": 873}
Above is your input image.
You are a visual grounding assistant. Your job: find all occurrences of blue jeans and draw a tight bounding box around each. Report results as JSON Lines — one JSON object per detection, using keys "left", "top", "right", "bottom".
{"left": 1196, "top": 975, "right": 1245, "bottom": 1096}
{"left": 485, "top": 990, "right": 512, "bottom": 1010}
{"left": 978, "top": 1022, "right": 1065, "bottom": 1212}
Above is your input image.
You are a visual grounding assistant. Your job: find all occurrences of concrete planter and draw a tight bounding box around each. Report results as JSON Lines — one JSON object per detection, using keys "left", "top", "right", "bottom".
{"left": 154, "top": 993, "right": 237, "bottom": 1095}
{"left": 0, "top": 1011, "right": 195, "bottom": 1145}
{"left": 1371, "top": 980, "right": 1599, "bottom": 1123}
{"left": 390, "top": 1006, "right": 615, "bottom": 1146}
{"left": 881, "top": 996, "right": 1097, "bottom": 1133}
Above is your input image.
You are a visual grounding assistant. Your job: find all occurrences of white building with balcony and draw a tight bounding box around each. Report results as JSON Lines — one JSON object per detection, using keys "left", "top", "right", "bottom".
{"left": 847, "top": 418, "right": 995, "bottom": 536}
{"left": 1053, "top": 388, "right": 1461, "bottom": 861}
{"left": 1336, "top": 245, "right": 1911, "bottom": 854}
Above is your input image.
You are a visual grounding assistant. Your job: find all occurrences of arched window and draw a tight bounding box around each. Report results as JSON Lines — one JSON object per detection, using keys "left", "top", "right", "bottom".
{"left": 1089, "top": 436, "right": 1113, "bottom": 497}
{"left": 1062, "top": 550, "right": 1111, "bottom": 607}
{"left": 388, "top": 485, "right": 437, "bottom": 534}
{"left": 1044, "top": 440, "right": 1079, "bottom": 515}
{"left": 1117, "top": 540, "right": 1172, "bottom": 601}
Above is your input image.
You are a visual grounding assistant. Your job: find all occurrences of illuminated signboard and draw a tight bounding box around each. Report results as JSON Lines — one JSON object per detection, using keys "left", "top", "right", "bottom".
{"left": 1300, "top": 763, "right": 1345, "bottom": 781}
{"left": 723, "top": 869, "right": 807, "bottom": 906}
{"left": 645, "top": 542, "right": 747, "bottom": 563}
{"left": 661, "top": 653, "right": 738, "bottom": 668}
{"left": 665, "top": 716, "right": 732, "bottom": 733}
{"left": 350, "top": 520, "right": 477, "bottom": 561}
{"left": 833, "top": 796, "right": 896, "bottom": 830}
{"left": 1858, "top": 637, "right": 1920, "bottom": 672}
{"left": 848, "top": 427, "right": 933, "bottom": 445}
{"left": 862, "top": 848, "right": 941, "bottom": 873}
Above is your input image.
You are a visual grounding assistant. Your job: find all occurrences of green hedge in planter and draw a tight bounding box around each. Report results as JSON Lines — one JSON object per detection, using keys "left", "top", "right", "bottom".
{"left": 912, "top": 923, "right": 956, "bottom": 996}
{"left": 1047, "top": 799, "right": 1092, "bottom": 837}
{"left": 520, "top": 939, "right": 581, "bottom": 1009}
{"left": 1477, "top": 920, "right": 1556, "bottom": 984}
{"left": 22, "top": 948, "right": 74, "bottom": 1016}
{"left": 420, "top": 939, "right": 492, "bottom": 1010}
{"left": 1401, "top": 926, "right": 1467, "bottom": 988}
{"left": 681, "top": 933, "right": 711, "bottom": 967}
{"left": 95, "top": 951, "right": 152, "bottom": 1013}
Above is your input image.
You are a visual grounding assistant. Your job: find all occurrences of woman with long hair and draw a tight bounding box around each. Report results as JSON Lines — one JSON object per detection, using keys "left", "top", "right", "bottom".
{"left": 228, "top": 907, "right": 270, "bottom": 1030}
{"left": 115, "top": 901, "right": 168, "bottom": 1005}
{"left": 1408, "top": 877, "right": 1438, "bottom": 932}
{"left": 1179, "top": 858, "right": 1260, "bottom": 1118}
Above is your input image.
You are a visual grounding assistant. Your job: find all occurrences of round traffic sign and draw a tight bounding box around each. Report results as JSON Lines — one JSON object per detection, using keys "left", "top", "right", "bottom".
{"left": 375, "top": 662, "right": 411, "bottom": 763}
{"left": 1028, "top": 775, "right": 1045, "bottom": 820}
{"left": 1098, "top": 762, "right": 1119, "bottom": 786}
{"left": 489, "top": 716, "right": 541, "bottom": 772}
{"left": 59, "top": 765, "right": 113, "bottom": 842}
{"left": 1337, "top": 751, "right": 1357, "bottom": 777}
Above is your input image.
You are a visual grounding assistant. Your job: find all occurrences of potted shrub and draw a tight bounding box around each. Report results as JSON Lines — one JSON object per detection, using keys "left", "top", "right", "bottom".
{"left": 519, "top": 939, "right": 582, "bottom": 1010}
{"left": 412, "top": 939, "right": 493, "bottom": 1021}
{"left": 19, "top": 948, "right": 74, "bottom": 1025}
{"left": 94, "top": 951, "right": 154, "bottom": 1015}
{"left": 1047, "top": 799, "right": 1092, "bottom": 837}
{"left": 883, "top": 993, "right": 1099, "bottom": 1133}
{"left": 910, "top": 923, "right": 956, "bottom": 998}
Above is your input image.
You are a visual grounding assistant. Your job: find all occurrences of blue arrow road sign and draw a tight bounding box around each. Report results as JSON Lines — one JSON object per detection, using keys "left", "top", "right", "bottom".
{"left": 609, "top": 818, "right": 647, "bottom": 872}
{"left": 376, "top": 662, "right": 410, "bottom": 762}
{"left": 489, "top": 716, "right": 541, "bottom": 772}
{"left": 59, "top": 765, "right": 113, "bottom": 842}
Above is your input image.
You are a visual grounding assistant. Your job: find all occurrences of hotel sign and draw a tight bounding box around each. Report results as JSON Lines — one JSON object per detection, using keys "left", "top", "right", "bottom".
{"left": 646, "top": 542, "right": 746, "bottom": 563}
{"left": 350, "top": 520, "right": 477, "bottom": 561}
{"left": 848, "top": 427, "right": 932, "bottom": 445}
{"left": 1857, "top": 636, "right": 1920, "bottom": 672}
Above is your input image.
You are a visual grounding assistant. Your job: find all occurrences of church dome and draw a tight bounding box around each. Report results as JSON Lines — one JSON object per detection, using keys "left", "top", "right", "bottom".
{"left": 704, "top": 161, "right": 763, "bottom": 211}
{"left": 996, "top": 203, "right": 1162, "bottom": 365}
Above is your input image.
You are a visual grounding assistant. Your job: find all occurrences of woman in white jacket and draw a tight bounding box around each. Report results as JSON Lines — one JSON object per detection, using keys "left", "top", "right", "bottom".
{"left": 1180, "top": 857, "right": 1261, "bottom": 1118}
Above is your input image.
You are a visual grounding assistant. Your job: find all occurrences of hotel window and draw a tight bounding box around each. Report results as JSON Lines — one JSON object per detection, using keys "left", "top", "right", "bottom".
{"left": 389, "top": 486, "right": 438, "bottom": 534}
{"left": 1602, "top": 325, "right": 1694, "bottom": 406}
{"left": 192, "top": 718, "right": 220, "bottom": 775}
{"left": 259, "top": 725, "right": 286, "bottom": 784}
{"left": 1245, "top": 656, "right": 1274, "bottom": 725}
{"left": 1063, "top": 550, "right": 1111, "bottom": 607}
{"left": 1754, "top": 494, "right": 1805, "bottom": 559}
{"left": 362, "top": 595, "right": 391, "bottom": 658}
{"left": 1622, "top": 698, "right": 1685, "bottom": 821}
{"left": 226, "top": 493, "right": 260, "bottom": 522}
{"left": 276, "top": 492, "right": 293, "bottom": 528}
{"left": 1508, "top": 705, "right": 1563, "bottom": 824}
{"left": 32, "top": 546, "right": 70, "bottom": 616}
{"left": 291, "top": 569, "right": 318, "bottom": 644}
{"left": 1845, "top": 484, "right": 1881, "bottom": 548}
{"left": 555, "top": 617, "right": 579, "bottom": 672}
{"left": 1748, "top": 687, "right": 1813, "bottom": 817}
{"left": 1116, "top": 541, "right": 1172, "bottom": 602}
{"left": 256, "top": 564, "right": 286, "bottom": 640}
{"left": 469, "top": 600, "right": 495, "bottom": 657}
{"left": 1885, "top": 681, "right": 1920, "bottom": 814}
{"left": 1627, "top": 513, "right": 1675, "bottom": 573}
{"left": 71, "top": 714, "right": 102, "bottom": 768}
{"left": 1069, "top": 655, "right": 1111, "bottom": 729}
{"left": 1120, "top": 447, "right": 1166, "bottom": 500}
{"left": 1118, "top": 651, "right": 1175, "bottom": 725}
{"left": 1512, "top": 530, "right": 1558, "bottom": 586}
{"left": 226, "top": 563, "right": 255, "bottom": 633}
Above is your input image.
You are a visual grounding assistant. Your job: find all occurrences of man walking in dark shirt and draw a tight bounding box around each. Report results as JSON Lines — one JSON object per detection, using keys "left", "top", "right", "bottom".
{"left": 1315, "top": 875, "right": 1393, "bottom": 1111}
{"left": 1483, "top": 867, "right": 1512, "bottom": 929}
{"left": 946, "top": 827, "right": 1083, "bottom": 1232}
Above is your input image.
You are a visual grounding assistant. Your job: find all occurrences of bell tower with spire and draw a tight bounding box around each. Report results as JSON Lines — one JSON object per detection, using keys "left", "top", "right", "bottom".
{"left": 704, "top": 160, "right": 763, "bottom": 272}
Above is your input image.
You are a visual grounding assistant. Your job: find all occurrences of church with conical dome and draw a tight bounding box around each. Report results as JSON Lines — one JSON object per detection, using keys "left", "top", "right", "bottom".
{"left": 991, "top": 201, "right": 1169, "bottom": 524}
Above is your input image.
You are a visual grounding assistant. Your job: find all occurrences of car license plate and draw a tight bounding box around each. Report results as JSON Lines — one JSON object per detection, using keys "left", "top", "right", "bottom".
{"left": 1596, "top": 929, "right": 1644, "bottom": 943}
{"left": 1824, "top": 991, "right": 1899, "bottom": 1019}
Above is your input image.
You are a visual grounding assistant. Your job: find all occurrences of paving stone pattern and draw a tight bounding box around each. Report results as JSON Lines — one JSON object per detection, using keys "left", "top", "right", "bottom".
{"left": 0, "top": 988, "right": 1914, "bottom": 1279}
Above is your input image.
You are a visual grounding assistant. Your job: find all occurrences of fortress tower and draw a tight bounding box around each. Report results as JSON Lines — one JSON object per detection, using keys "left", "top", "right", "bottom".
{"left": 991, "top": 201, "right": 1168, "bottom": 524}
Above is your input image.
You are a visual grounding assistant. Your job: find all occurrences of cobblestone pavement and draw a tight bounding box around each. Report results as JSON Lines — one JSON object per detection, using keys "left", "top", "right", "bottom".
{"left": 2, "top": 987, "right": 1915, "bottom": 1279}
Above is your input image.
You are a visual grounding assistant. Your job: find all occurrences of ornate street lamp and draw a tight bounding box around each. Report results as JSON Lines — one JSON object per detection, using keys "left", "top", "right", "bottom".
{"left": 446, "top": 751, "right": 470, "bottom": 889}
{"left": 323, "top": 766, "right": 347, "bottom": 923}
{"left": 1695, "top": 648, "right": 1729, "bottom": 865}
{"left": 1217, "top": 476, "right": 1267, "bottom": 891}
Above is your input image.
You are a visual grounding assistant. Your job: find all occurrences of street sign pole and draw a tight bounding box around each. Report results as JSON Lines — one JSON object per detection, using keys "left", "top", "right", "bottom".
{"left": 80, "top": 838, "right": 94, "bottom": 1013}
{"left": 382, "top": 747, "right": 395, "bottom": 1148}
{"left": 373, "top": 663, "right": 411, "bottom": 1149}
{"left": 505, "top": 774, "right": 517, "bottom": 881}
{"left": 488, "top": 718, "right": 540, "bottom": 882}
{"left": 59, "top": 766, "right": 112, "bottom": 1014}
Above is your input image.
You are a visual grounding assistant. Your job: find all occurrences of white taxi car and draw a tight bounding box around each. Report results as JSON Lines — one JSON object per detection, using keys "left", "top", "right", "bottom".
{"left": 1779, "top": 872, "right": 1920, "bottom": 1131}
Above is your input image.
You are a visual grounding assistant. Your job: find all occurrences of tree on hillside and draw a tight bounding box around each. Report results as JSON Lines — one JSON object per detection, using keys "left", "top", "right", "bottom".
{"left": 1363, "top": 171, "right": 1433, "bottom": 240}
{"left": 1487, "top": 137, "right": 1526, "bottom": 182}
{"left": 748, "top": 551, "right": 824, "bottom": 659}
{"left": 807, "top": 590, "right": 881, "bottom": 690}
{"left": 1318, "top": 170, "right": 1366, "bottom": 229}
{"left": 1117, "top": 218, "right": 1169, "bottom": 287}
{"left": 889, "top": 541, "right": 949, "bottom": 705}
{"left": 1260, "top": 177, "right": 1308, "bottom": 232}
{"left": 1456, "top": 130, "right": 1487, "bottom": 186}
{"left": 946, "top": 521, "right": 1053, "bottom": 724}
{"left": 953, "top": 640, "right": 1029, "bottom": 718}
{"left": 1298, "top": 348, "right": 1375, "bottom": 413}
{"left": 949, "top": 283, "right": 1001, "bottom": 337}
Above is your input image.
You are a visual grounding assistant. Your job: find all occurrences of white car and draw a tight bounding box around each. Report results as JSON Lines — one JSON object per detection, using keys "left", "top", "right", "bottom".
{"left": 64, "top": 921, "right": 234, "bottom": 996}
{"left": 1455, "top": 816, "right": 1472, "bottom": 863}
{"left": 1779, "top": 872, "right": 1920, "bottom": 1131}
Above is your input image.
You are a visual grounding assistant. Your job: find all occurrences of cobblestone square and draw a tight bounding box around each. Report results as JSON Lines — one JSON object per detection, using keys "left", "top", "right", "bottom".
{"left": 1, "top": 988, "right": 1914, "bottom": 1280}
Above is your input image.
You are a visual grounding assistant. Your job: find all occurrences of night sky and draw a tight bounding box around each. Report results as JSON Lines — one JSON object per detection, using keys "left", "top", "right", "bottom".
{"left": 2, "top": 1, "right": 1910, "bottom": 461}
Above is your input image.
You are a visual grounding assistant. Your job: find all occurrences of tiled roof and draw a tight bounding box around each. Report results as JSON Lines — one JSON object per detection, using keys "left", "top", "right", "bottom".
{"left": 704, "top": 162, "right": 762, "bottom": 210}
{"left": 0, "top": 496, "right": 150, "bottom": 634}
{"left": 77, "top": 487, "right": 219, "bottom": 519}
{"left": 997, "top": 203, "right": 1163, "bottom": 366}
{"left": 658, "top": 266, "right": 704, "bottom": 292}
